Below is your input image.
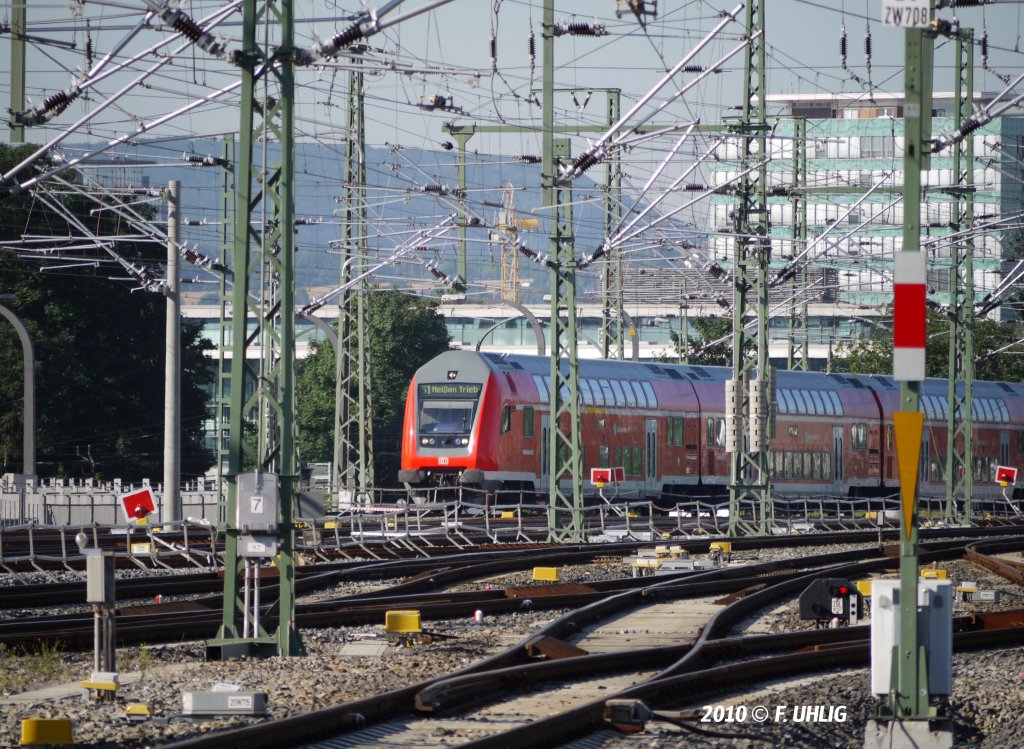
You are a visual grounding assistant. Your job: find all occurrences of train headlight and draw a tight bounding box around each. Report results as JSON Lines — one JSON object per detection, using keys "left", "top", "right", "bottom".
{"left": 461, "top": 437, "right": 469, "bottom": 445}
{"left": 420, "top": 437, "right": 429, "bottom": 446}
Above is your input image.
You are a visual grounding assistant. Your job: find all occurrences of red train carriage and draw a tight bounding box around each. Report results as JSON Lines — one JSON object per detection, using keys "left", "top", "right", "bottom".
{"left": 398, "top": 350, "right": 1024, "bottom": 502}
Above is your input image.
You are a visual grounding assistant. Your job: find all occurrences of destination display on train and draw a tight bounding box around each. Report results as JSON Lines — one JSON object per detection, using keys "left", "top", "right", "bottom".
{"left": 418, "top": 383, "right": 483, "bottom": 398}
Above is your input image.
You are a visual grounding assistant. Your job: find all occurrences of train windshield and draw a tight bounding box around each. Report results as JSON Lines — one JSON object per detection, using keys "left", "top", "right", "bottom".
{"left": 419, "top": 399, "right": 477, "bottom": 434}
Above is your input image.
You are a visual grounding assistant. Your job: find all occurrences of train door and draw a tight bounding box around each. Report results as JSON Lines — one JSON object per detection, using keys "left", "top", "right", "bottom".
{"left": 645, "top": 418, "right": 658, "bottom": 494}
{"left": 1001, "top": 432, "right": 1010, "bottom": 468}
{"left": 833, "top": 426, "right": 844, "bottom": 486}
{"left": 540, "top": 416, "right": 550, "bottom": 490}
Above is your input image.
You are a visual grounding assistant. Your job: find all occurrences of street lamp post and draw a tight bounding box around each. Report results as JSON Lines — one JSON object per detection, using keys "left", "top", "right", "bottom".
{"left": 0, "top": 294, "right": 36, "bottom": 478}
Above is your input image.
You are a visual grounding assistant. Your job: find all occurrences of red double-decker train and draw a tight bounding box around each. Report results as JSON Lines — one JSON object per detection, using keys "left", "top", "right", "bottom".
{"left": 398, "top": 350, "right": 1023, "bottom": 501}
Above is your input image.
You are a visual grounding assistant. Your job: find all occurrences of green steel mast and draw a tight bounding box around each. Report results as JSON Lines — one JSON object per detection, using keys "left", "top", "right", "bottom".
{"left": 209, "top": 0, "right": 303, "bottom": 658}
{"left": 944, "top": 28, "right": 975, "bottom": 523}
{"left": 543, "top": 0, "right": 583, "bottom": 542}
{"left": 727, "top": 0, "right": 771, "bottom": 535}
{"left": 334, "top": 66, "right": 375, "bottom": 503}
{"left": 788, "top": 116, "right": 809, "bottom": 372}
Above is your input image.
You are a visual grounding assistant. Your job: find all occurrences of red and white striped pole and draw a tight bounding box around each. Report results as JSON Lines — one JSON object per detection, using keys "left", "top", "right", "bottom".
{"left": 893, "top": 253, "right": 926, "bottom": 381}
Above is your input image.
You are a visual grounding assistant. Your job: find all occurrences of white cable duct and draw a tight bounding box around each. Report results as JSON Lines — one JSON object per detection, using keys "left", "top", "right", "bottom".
{"left": 1, "top": 0, "right": 245, "bottom": 187}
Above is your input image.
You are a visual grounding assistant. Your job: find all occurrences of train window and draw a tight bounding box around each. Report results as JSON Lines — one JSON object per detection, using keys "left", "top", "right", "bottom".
{"left": 828, "top": 391, "right": 844, "bottom": 416}
{"left": 707, "top": 417, "right": 726, "bottom": 448}
{"left": 668, "top": 417, "right": 684, "bottom": 446}
{"left": 501, "top": 405, "right": 512, "bottom": 435}
{"left": 812, "top": 452, "right": 823, "bottom": 479}
{"left": 630, "top": 381, "right": 647, "bottom": 408}
{"left": 621, "top": 381, "right": 637, "bottom": 408}
{"left": 589, "top": 379, "right": 604, "bottom": 406}
{"left": 810, "top": 391, "right": 826, "bottom": 415}
{"left": 780, "top": 389, "right": 796, "bottom": 415}
{"left": 599, "top": 444, "right": 609, "bottom": 467}
{"left": 642, "top": 382, "right": 658, "bottom": 408}
{"left": 1018, "top": 433, "right": 1024, "bottom": 456}
{"left": 610, "top": 380, "right": 627, "bottom": 407}
{"left": 823, "top": 452, "right": 832, "bottom": 479}
{"left": 802, "top": 452, "right": 813, "bottom": 477}
{"left": 821, "top": 392, "right": 835, "bottom": 416}
{"left": 600, "top": 379, "right": 614, "bottom": 404}
{"left": 999, "top": 401, "right": 1010, "bottom": 422}
{"left": 978, "top": 399, "right": 991, "bottom": 422}
{"left": 920, "top": 396, "right": 934, "bottom": 420}
{"left": 789, "top": 426, "right": 798, "bottom": 437}
{"left": 615, "top": 446, "right": 642, "bottom": 476}
{"left": 533, "top": 375, "right": 548, "bottom": 402}
{"left": 794, "top": 390, "right": 808, "bottom": 415}
{"left": 523, "top": 406, "right": 534, "bottom": 437}
{"left": 784, "top": 452, "right": 794, "bottom": 479}
{"left": 852, "top": 423, "right": 868, "bottom": 450}
{"left": 580, "top": 379, "right": 593, "bottom": 406}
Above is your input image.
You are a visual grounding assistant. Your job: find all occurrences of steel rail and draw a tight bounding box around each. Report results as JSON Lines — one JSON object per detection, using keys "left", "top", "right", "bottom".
{"left": 154, "top": 537, "right": 1024, "bottom": 748}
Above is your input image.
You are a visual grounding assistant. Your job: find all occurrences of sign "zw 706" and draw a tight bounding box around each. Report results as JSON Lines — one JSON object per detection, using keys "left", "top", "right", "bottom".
{"left": 881, "top": 0, "right": 930, "bottom": 29}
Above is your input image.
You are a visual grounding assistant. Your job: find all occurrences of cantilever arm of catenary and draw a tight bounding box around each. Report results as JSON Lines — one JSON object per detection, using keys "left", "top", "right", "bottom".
{"left": 1, "top": 0, "right": 244, "bottom": 188}
{"left": 933, "top": 69, "right": 1024, "bottom": 153}
{"left": 10, "top": 76, "right": 246, "bottom": 195}
{"left": 301, "top": 215, "right": 458, "bottom": 314}
{"left": 608, "top": 135, "right": 724, "bottom": 248}
{"left": 770, "top": 171, "right": 896, "bottom": 287}
{"left": 312, "top": 0, "right": 457, "bottom": 59}
{"left": 559, "top": 3, "right": 745, "bottom": 182}
{"left": 31, "top": 187, "right": 163, "bottom": 291}
{"left": 614, "top": 159, "right": 770, "bottom": 249}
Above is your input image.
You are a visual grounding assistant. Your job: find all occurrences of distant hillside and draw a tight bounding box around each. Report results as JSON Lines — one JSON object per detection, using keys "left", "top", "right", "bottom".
{"left": 64, "top": 139, "right": 703, "bottom": 305}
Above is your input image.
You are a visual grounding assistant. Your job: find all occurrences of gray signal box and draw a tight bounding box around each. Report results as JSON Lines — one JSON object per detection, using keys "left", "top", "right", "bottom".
{"left": 236, "top": 472, "right": 279, "bottom": 534}
{"left": 85, "top": 551, "right": 115, "bottom": 604}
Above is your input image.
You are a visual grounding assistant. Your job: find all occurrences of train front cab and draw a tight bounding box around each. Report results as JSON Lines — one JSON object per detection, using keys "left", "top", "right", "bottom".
{"left": 399, "top": 352, "right": 498, "bottom": 491}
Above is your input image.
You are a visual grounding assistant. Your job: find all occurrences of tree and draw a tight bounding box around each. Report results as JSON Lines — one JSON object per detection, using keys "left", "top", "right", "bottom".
{"left": 296, "top": 289, "right": 451, "bottom": 484}
{"left": 832, "top": 308, "right": 1024, "bottom": 383}
{"left": 0, "top": 143, "right": 215, "bottom": 480}
{"left": 666, "top": 315, "right": 747, "bottom": 366}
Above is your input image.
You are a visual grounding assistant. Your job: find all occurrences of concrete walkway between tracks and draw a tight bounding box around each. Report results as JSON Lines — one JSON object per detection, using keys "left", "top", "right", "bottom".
{"left": 0, "top": 662, "right": 200, "bottom": 707}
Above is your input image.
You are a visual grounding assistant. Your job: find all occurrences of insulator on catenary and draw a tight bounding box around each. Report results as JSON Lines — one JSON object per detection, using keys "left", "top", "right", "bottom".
{"left": 181, "top": 247, "right": 227, "bottom": 272}
{"left": 519, "top": 154, "right": 541, "bottom": 164}
{"left": 864, "top": 30, "right": 872, "bottom": 61}
{"left": 489, "top": 35, "right": 497, "bottom": 71}
{"left": 528, "top": 32, "right": 536, "bottom": 67}
{"left": 554, "top": 21, "right": 607, "bottom": 37}
{"left": 684, "top": 183, "right": 706, "bottom": 192}
{"left": 982, "top": 28, "right": 989, "bottom": 66}
{"left": 567, "top": 151, "right": 600, "bottom": 176}
{"left": 840, "top": 24, "right": 848, "bottom": 69}
{"left": 16, "top": 89, "right": 79, "bottom": 126}
{"left": 158, "top": 6, "right": 225, "bottom": 58}
{"left": 321, "top": 22, "right": 363, "bottom": 56}
{"left": 182, "top": 153, "right": 229, "bottom": 167}
{"left": 683, "top": 65, "right": 704, "bottom": 73}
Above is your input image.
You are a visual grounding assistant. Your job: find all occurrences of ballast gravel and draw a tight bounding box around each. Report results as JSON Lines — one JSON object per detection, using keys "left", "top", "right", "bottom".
{"left": 2, "top": 543, "right": 1023, "bottom": 748}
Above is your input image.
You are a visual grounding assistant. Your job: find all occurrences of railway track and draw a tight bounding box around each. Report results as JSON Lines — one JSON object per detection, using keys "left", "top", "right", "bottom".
{"left": 153, "top": 536, "right": 1024, "bottom": 749}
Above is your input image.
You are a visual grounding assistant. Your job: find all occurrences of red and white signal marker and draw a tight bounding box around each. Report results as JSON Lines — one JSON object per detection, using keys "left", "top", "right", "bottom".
{"left": 893, "top": 253, "right": 926, "bottom": 381}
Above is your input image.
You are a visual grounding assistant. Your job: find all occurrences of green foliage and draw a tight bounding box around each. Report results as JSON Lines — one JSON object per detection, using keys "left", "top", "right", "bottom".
{"left": 666, "top": 315, "right": 742, "bottom": 366}
{"left": 0, "top": 143, "right": 215, "bottom": 480}
{"left": 832, "top": 308, "right": 1024, "bottom": 383}
{"left": 296, "top": 289, "right": 451, "bottom": 482}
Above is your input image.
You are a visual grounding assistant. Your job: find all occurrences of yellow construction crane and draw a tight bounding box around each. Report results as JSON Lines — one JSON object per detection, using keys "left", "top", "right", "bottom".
{"left": 491, "top": 183, "right": 538, "bottom": 303}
